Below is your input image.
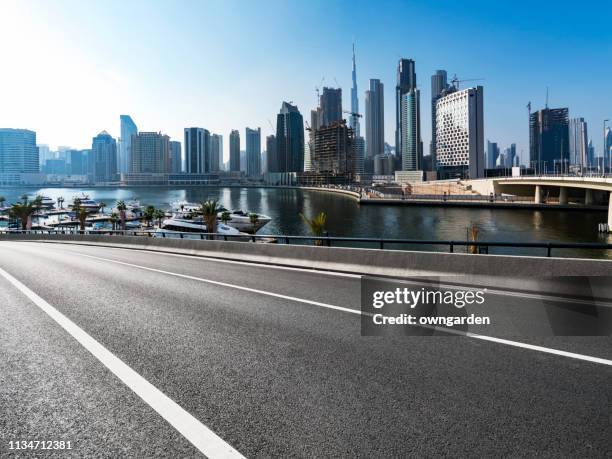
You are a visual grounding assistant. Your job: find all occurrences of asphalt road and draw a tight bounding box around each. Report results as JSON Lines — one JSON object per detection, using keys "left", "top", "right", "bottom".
{"left": 0, "top": 241, "right": 611, "bottom": 458}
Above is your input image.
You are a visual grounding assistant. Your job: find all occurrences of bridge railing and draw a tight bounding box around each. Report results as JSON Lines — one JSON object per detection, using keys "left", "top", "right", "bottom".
{"left": 2, "top": 229, "right": 612, "bottom": 258}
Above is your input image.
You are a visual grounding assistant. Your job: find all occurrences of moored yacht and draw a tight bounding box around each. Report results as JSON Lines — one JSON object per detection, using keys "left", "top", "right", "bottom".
{"left": 169, "top": 201, "right": 271, "bottom": 232}
{"left": 158, "top": 216, "right": 245, "bottom": 237}
{"left": 216, "top": 206, "right": 271, "bottom": 232}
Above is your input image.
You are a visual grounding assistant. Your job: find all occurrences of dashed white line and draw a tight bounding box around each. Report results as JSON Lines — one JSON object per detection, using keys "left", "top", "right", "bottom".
{"left": 0, "top": 265, "right": 245, "bottom": 459}
{"left": 76, "top": 252, "right": 612, "bottom": 367}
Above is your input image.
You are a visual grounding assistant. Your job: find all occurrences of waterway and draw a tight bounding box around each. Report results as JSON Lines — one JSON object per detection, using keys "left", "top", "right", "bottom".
{"left": 1, "top": 186, "right": 610, "bottom": 258}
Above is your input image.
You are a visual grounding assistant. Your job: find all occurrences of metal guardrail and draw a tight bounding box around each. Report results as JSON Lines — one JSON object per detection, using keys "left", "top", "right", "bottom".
{"left": 2, "top": 229, "right": 612, "bottom": 258}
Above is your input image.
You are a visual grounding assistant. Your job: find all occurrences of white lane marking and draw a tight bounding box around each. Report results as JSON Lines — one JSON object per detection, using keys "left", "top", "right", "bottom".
{"left": 76, "top": 253, "right": 612, "bottom": 367}
{"left": 15, "top": 241, "right": 610, "bottom": 306}
{"left": 77, "top": 252, "right": 359, "bottom": 315}
{"left": 0, "top": 266, "right": 245, "bottom": 459}
{"left": 13, "top": 240, "right": 361, "bottom": 279}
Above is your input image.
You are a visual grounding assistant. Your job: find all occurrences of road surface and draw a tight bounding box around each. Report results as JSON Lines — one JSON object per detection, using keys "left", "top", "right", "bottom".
{"left": 0, "top": 241, "right": 610, "bottom": 457}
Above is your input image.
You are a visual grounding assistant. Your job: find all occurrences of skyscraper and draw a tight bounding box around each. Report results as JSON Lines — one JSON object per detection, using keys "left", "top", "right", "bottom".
{"left": 320, "top": 87, "right": 342, "bottom": 127}
{"left": 350, "top": 43, "right": 360, "bottom": 137}
{"left": 169, "top": 141, "right": 182, "bottom": 173}
{"left": 312, "top": 120, "right": 356, "bottom": 181}
{"left": 266, "top": 135, "right": 276, "bottom": 174}
{"left": 274, "top": 101, "right": 304, "bottom": 172}
{"left": 0, "top": 129, "right": 38, "bottom": 174}
{"left": 365, "top": 79, "right": 385, "bottom": 159}
{"left": 486, "top": 141, "right": 500, "bottom": 169}
{"left": 184, "top": 127, "right": 211, "bottom": 174}
{"left": 430, "top": 70, "right": 449, "bottom": 168}
{"left": 400, "top": 86, "right": 422, "bottom": 170}
{"left": 68, "top": 149, "right": 87, "bottom": 175}
{"left": 119, "top": 115, "right": 137, "bottom": 175}
{"left": 529, "top": 108, "right": 569, "bottom": 173}
{"left": 569, "top": 117, "right": 589, "bottom": 168}
{"left": 605, "top": 127, "right": 612, "bottom": 167}
{"left": 131, "top": 132, "right": 170, "bottom": 174}
{"left": 504, "top": 144, "right": 517, "bottom": 167}
{"left": 436, "top": 86, "right": 485, "bottom": 179}
{"left": 246, "top": 127, "right": 261, "bottom": 177}
{"left": 211, "top": 134, "right": 222, "bottom": 172}
{"left": 395, "top": 59, "right": 416, "bottom": 161}
{"left": 91, "top": 131, "right": 117, "bottom": 182}
{"left": 229, "top": 130, "right": 240, "bottom": 172}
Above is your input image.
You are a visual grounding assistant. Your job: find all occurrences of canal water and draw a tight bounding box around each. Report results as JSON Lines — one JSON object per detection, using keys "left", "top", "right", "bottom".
{"left": 1, "top": 186, "right": 610, "bottom": 258}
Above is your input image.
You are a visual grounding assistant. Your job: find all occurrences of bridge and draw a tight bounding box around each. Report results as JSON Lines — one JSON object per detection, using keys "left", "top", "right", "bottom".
{"left": 466, "top": 176, "right": 612, "bottom": 228}
{"left": 0, "top": 235, "right": 611, "bottom": 456}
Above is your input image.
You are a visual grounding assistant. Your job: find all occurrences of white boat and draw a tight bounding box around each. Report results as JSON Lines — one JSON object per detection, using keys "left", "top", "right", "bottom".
{"left": 37, "top": 195, "right": 56, "bottom": 209}
{"left": 159, "top": 217, "right": 244, "bottom": 237}
{"left": 169, "top": 201, "right": 271, "bottom": 232}
{"left": 71, "top": 194, "right": 102, "bottom": 211}
{"left": 216, "top": 207, "right": 271, "bottom": 232}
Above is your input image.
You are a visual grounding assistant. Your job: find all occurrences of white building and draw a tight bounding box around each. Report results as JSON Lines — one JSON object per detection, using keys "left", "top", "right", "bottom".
{"left": 569, "top": 117, "right": 588, "bottom": 168}
{"left": 435, "top": 86, "right": 484, "bottom": 179}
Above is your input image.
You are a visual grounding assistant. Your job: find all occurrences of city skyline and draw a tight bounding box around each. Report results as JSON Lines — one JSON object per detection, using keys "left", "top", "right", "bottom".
{"left": 1, "top": 0, "right": 611, "bottom": 165}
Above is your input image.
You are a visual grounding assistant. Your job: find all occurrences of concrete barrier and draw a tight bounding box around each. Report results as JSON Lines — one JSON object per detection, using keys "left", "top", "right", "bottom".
{"left": 2, "top": 232, "right": 611, "bottom": 280}
{"left": 3, "top": 234, "right": 612, "bottom": 335}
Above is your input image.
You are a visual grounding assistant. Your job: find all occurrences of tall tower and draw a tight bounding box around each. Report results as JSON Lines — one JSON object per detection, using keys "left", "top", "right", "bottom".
{"left": 275, "top": 101, "right": 305, "bottom": 173}
{"left": 119, "top": 115, "right": 137, "bottom": 175}
{"left": 395, "top": 59, "right": 416, "bottom": 161}
{"left": 350, "top": 43, "right": 360, "bottom": 137}
{"left": 365, "top": 79, "right": 385, "bottom": 159}
{"left": 430, "top": 70, "right": 448, "bottom": 169}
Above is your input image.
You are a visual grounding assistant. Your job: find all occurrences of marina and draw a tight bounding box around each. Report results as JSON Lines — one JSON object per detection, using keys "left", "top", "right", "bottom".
{"left": 1, "top": 186, "right": 611, "bottom": 258}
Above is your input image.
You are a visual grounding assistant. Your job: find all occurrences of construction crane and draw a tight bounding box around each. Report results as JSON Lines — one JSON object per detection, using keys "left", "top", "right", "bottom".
{"left": 343, "top": 110, "right": 362, "bottom": 118}
{"left": 267, "top": 119, "right": 275, "bottom": 134}
{"left": 305, "top": 120, "right": 312, "bottom": 131}
{"left": 450, "top": 74, "right": 484, "bottom": 90}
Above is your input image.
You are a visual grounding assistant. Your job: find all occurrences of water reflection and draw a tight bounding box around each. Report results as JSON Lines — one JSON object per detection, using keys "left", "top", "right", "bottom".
{"left": 1, "top": 186, "right": 609, "bottom": 258}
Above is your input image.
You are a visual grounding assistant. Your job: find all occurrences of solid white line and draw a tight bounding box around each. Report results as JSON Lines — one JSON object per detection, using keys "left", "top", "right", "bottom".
{"left": 0, "top": 266, "right": 245, "bottom": 459}
{"left": 77, "top": 252, "right": 361, "bottom": 315}
{"left": 77, "top": 253, "right": 612, "bottom": 367}
{"left": 20, "top": 241, "right": 610, "bottom": 306}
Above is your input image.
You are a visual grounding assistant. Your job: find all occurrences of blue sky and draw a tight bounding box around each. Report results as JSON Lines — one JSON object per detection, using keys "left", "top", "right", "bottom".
{"left": 1, "top": 0, "right": 611, "bottom": 164}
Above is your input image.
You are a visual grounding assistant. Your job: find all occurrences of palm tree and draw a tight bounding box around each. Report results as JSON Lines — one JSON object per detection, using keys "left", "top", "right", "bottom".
{"left": 220, "top": 211, "right": 231, "bottom": 226}
{"left": 248, "top": 213, "right": 259, "bottom": 234}
{"left": 76, "top": 206, "right": 88, "bottom": 232}
{"left": 109, "top": 212, "right": 119, "bottom": 232}
{"left": 116, "top": 200, "right": 127, "bottom": 231}
{"left": 300, "top": 212, "right": 327, "bottom": 246}
{"left": 20, "top": 194, "right": 29, "bottom": 205}
{"left": 98, "top": 202, "right": 107, "bottom": 215}
{"left": 32, "top": 195, "right": 43, "bottom": 213}
{"left": 0, "top": 196, "right": 6, "bottom": 209}
{"left": 200, "top": 199, "right": 220, "bottom": 239}
{"left": 154, "top": 209, "right": 165, "bottom": 228}
{"left": 9, "top": 202, "right": 36, "bottom": 230}
{"left": 143, "top": 205, "right": 156, "bottom": 227}
{"left": 468, "top": 223, "right": 480, "bottom": 255}
{"left": 72, "top": 197, "right": 82, "bottom": 214}
{"left": 57, "top": 196, "right": 64, "bottom": 209}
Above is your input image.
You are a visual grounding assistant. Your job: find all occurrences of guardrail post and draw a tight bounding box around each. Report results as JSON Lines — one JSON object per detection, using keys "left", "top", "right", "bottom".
{"left": 449, "top": 241, "right": 454, "bottom": 253}
{"left": 547, "top": 244, "right": 552, "bottom": 257}
{"left": 379, "top": 239, "right": 384, "bottom": 250}
{"left": 285, "top": 236, "right": 289, "bottom": 244}
{"left": 251, "top": 235, "right": 256, "bottom": 242}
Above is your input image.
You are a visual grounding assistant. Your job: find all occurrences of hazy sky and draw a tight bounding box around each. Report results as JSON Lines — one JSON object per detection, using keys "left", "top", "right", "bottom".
{"left": 1, "top": 0, "right": 611, "bottom": 164}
